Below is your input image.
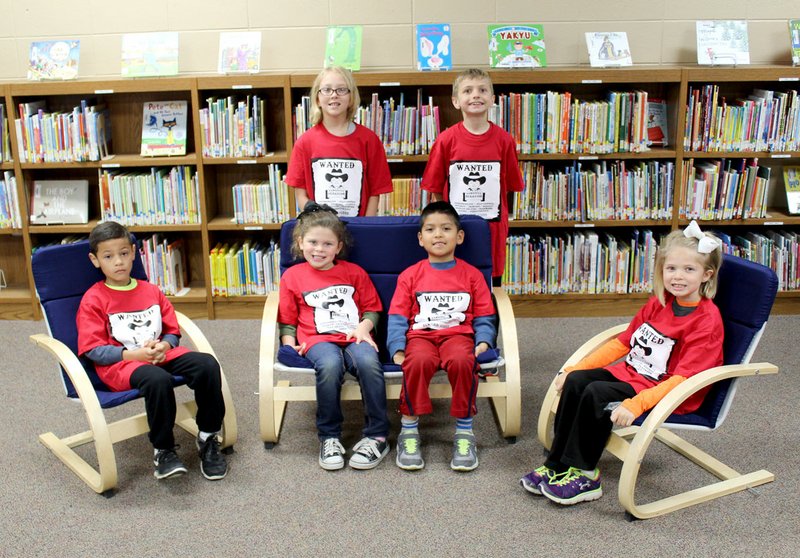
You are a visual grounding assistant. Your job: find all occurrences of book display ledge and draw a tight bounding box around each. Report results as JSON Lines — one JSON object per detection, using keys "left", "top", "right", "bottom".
{"left": 2, "top": 67, "right": 800, "bottom": 321}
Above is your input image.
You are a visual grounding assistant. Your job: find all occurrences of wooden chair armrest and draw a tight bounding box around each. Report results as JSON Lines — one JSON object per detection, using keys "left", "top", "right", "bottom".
{"left": 493, "top": 286, "right": 521, "bottom": 436}
{"left": 175, "top": 312, "right": 217, "bottom": 357}
{"left": 259, "top": 291, "right": 281, "bottom": 439}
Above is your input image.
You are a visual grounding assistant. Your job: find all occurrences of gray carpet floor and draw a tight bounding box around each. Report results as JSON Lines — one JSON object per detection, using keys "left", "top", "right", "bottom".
{"left": 1, "top": 315, "right": 798, "bottom": 557}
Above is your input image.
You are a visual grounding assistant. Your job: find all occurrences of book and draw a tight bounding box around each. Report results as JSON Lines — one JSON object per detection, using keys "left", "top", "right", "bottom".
{"left": 121, "top": 32, "right": 179, "bottom": 77}
{"left": 585, "top": 32, "right": 632, "bottom": 67}
{"left": 696, "top": 20, "right": 750, "bottom": 65}
{"left": 325, "top": 26, "right": 362, "bottom": 70}
{"left": 141, "top": 100, "right": 188, "bottom": 156}
{"left": 218, "top": 31, "right": 261, "bottom": 73}
{"left": 416, "top": 24, "right": 452, "bottom": 71}
{"left": 790, "top": 19, "right": 800, "bottom": 65}
{"left": 488, "top": 24, "right": 547, "bottom": 68}
{"left": 646, "top": 98, "right": 669, "bottom": 147}
{"left": 30, "top": 180, "right": 89, "bottom": 225}
{"left": 27, "top": 40, "right": 80, "bottom": 80}
{"left": 784, "top": 166, "right": 800, "bottom": 214}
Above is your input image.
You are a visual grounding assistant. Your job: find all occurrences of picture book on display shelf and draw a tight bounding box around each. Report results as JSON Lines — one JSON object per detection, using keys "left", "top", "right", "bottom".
{"left": 28, "top": 40, "right": 80, "bottom": 80}
{"left": 325, "top": 26, "right": 362, "bottom": 71}
{"left": 790, "top": 19, "right": 800, "bottom": 65}
{"left": 30, "top": 180, "right": 89, "bottom": 225}
{"left": 488, "top": 24, "right": 546, "bottom": 68}
{"left": 696, "top": 20, "right": 750, "bottom": 65}
{"left": 218, "top": 31, "right": 261, "bottom": 74}
{"left": 416, "top": 24, "right": 451, "bottom": 71}
{"left": 585, "top": 32, "right": 632, "bottom": 67}
{"left": 784, "top": 167, "right": 800, "bottom": 214}
{"left": 141, "top": 101, "right": 188, "bottom": 157}
{"left": 121, "top": 32, "right": 179, "bottom": 77}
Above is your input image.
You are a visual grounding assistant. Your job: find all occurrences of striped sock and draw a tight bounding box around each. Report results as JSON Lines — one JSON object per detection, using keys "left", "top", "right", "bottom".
{"left": 455, "top": 417, "right": 473, "bottom": 433}
{"left": 401, "top": 417, "right": 419, "bottom": 433}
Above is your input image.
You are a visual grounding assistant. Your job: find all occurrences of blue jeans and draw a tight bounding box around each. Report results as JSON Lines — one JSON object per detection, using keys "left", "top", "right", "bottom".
{"left": 305, "top": 341, "right": 389, "bottom": 440}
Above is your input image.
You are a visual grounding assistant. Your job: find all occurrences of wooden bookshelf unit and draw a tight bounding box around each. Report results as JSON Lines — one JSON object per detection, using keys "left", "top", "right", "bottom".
{"left": 2, "top": 66, "right": 800, "bottom": 320}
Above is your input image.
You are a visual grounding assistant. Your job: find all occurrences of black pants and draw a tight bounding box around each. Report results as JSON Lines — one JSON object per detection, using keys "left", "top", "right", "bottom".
{"left": 129, "top": 352, "right": 226, "bottom": 450}
{"left": 545, "top": 368, "right": 636, "bottom": 472}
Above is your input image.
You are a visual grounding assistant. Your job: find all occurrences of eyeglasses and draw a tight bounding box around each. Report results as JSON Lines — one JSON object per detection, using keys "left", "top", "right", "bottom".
{"left": 318, "top": 87, "right": 351, "bottom": 97}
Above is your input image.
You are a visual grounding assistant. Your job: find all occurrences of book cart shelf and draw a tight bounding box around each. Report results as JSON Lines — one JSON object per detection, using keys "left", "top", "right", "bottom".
{"left": 1, "top": 66, "right": 799, "bottom": 321}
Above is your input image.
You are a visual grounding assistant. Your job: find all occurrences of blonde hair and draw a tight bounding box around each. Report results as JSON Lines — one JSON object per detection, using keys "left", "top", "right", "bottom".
{"left": 291, "top": 205, "right": 350, "bottom": 260}
{"left": 452, "top": 68, "right": 494, "bottom": 97}
{"left": 652, "top": 229, "right": 722, "bottom": 305}
{"left": 309, "top": 66, "right": 360, "bottom": 126}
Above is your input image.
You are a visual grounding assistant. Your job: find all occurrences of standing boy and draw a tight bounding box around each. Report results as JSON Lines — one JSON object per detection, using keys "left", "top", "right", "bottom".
{"left": 387, "top": 202, "right": 497, "bottom": 471}
{"left": 77, "top": 221, "right": 228, "bottom": 481}
{"left": 422, "top": 68, "right": 525, "bottom": 282}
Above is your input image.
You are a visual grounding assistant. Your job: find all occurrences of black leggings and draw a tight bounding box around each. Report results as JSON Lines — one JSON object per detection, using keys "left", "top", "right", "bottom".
{"left": 129, "top": 352, "right": 225, "bottom": 450}
{"left": 545, "top": 368, "right": 636, "bottom": 472}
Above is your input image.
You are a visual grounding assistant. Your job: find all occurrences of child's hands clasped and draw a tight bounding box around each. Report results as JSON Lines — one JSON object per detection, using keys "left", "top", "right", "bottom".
{"left": 610, "top": 404, "right": 636, "bottom": 427}
{"left": 126, "top": 339, "right": 171, "bottom": 364}
{"left": 346, "top": 319, "right": 378, "bottom": 351}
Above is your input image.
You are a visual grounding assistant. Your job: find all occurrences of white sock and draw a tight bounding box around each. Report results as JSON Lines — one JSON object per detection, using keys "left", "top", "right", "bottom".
{"left": 199, "top": 431, "right": 215, "bottom": 442}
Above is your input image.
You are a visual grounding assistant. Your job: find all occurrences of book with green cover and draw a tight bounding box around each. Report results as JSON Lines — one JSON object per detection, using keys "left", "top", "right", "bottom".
{"left": 488, "top": 24, "right": 546, "bottom": 68}
{"left": 325, "top": 26, "right": 362, "bottom": 70}
{"left": 121, "top": 32, "right": 179, "bottom": 77}
{"left": 790, "top": 19, "right": 800, "bottom": 65}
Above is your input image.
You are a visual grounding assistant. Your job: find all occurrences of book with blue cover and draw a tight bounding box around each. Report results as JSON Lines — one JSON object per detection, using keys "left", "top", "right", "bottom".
{"left": 416, "top": 24, "right": 452, "bottom": 71}
{"left": 121, "top": 32, "right": 179, "bottom": 77}
{"left": 28, "top": 40, "right": 80, "bottom": 80}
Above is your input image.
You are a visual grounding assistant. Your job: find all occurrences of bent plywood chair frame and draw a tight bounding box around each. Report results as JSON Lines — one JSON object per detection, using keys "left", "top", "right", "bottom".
{"left": 33, "top": 312, "right": 238, "bottom": 495}
{"left": 537, "top": 323, "right": 777, "bottom": 519}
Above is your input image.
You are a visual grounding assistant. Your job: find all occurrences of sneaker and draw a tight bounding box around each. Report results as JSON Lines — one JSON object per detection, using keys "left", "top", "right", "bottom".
{"left": 197, "top": 434, "right": 228, "bottom": 480}
{"left": 153, "top": 447, "right": 187, "bottom": 479}
{"left": 519, "top": 465, "right": 557, "bottom": 495}
{"left": 540, "top": 467, "right": 603, "bottom": 505}
{"left": 319, "top": 438, "right": 345, "bottom": 471}
{"left": 450, "top": 432, "right": 479, "bottom": 472}
{"left": 396, "top": 430, "right": 424, "bottom": 470}
{"left": 348, "top": 437, "right": 390, "bottom": 470}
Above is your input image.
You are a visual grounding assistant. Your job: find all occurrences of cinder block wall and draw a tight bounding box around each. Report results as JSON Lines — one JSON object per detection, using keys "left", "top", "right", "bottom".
{"left": 0, "top": 0, "right": 797, "bottom": 79}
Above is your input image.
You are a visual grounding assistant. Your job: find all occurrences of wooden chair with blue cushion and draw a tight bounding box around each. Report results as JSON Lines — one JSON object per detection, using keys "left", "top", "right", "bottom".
{"left": 537, "top": 254, "right": 779, "bottom": 519}
{"left": 259, "top": 215, "right": 521, "bottom": 447}
{"left": 30, "top": 239, "right": 238, "bottom": 495}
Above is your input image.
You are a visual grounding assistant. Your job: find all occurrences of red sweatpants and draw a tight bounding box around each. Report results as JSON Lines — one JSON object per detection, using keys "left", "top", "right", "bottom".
{"left": 399, "top": 334, "right": 478, "bottom": 418}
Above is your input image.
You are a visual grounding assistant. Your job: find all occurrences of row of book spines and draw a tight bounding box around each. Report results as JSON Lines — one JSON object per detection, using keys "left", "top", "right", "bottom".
{"left": 501, "top": 230, "right": 657, "bottom": 295}
{"left": 15, "top": 101, "right": 108, "bottom": 163}
{"left": 490, "top": 90, "right": 650, "bottom": 154}
{"left": 99, "top": 166, "right": 200, "bottom": 226}
{"left": 684, "top": 85, "right": 800, "bottom": 152}
{"left": 1, "top": 105, "right": 11, "bottom": 162}
{"left": 513, "top": 160, "right": 674, "bottom": 221}
{"left": 232, "top": 165, "right": 290, "bottom": 224}
{"left": 210, "top": 241, "right": 281, "bottom": 297}
{"left": 376, "top": 178, "right": 432, "bottom": 216}
{"left": 0, "top": 171, "right": 22, "bottom": 229}
{"left": 354, "top": 104, "right": 440, "bottom": 156}
{"left": 199, "top": 96, "right": 268, "bottom": 157}
{"left": 138, "top": 234, "right": 186, "bottom": 296}
{"left": 718, "top": 230, "right": 800, "bottom": 291}
{"left": 680, "top": 159, "right": 770, "bottom": 220}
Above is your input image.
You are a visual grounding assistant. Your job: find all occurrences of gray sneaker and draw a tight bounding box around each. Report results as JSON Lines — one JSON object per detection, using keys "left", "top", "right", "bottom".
{"left": 395, "top": 430, "right": 424, "bottom": 470}
{"left": 451, "top": 432, "right": 479, "bottom": 472}
{"left": 319, "top": 438, "right": 345, "bottom": 470}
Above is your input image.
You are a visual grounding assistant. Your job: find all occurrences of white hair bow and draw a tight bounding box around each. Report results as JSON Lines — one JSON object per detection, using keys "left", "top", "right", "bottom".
{"left": 683, "top": 220, "right": 721, "bottom": 254}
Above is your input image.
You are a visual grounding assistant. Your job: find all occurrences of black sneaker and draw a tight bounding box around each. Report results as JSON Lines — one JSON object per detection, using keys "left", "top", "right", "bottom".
{"left": 348, "top": 437, "right": 390, "bottom": 470}
{"left": 197, "top": 434, "right": 228, "bottom": 480}
{"left": 153, "top": 447, "right": 188, "bottom": 479}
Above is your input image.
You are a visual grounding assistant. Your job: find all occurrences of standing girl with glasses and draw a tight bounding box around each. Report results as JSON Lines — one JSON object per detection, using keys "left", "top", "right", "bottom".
{"left": 285, "top": 66, "right": 393, "bottom": 217}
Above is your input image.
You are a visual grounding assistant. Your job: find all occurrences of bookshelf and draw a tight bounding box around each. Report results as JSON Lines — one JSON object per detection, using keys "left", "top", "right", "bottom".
{"left": 2, "top": 67, "right": 800, "bottom": 320}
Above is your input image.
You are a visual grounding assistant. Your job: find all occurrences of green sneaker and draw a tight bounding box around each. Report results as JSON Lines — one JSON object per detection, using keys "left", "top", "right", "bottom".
{"left": 451, "top": 432, "right": 479, "bottom": 472}
{"left": 396, "top": 430, "right": 424, "bottom": 470}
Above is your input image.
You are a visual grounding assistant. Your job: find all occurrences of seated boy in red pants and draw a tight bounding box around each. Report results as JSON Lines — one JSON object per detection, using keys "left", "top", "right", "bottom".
{"left": 387, "top": 201, "right": 496, "bottom": 472}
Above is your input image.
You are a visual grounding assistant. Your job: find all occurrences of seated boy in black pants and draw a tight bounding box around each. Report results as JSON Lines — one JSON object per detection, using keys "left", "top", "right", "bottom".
{"left": 77, "top": 221, "right": 228, "bottom": 480}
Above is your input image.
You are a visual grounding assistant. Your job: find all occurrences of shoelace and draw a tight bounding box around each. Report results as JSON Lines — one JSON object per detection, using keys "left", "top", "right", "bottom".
{"left": 400, "top": 434, "right": 419, "bottom": 454}
{"left": 355, "top": 439, "right": 380, "bottom": 458}
{"left": 201, "top": 436, "right": 222, "bottom": 460}
{"left": 533, "top": 465, "right": 555, "bottom": 482}
{"left": 323, "top": 439, "right": 344, "bottom": 458}
{"left": 455, "top": 437, "right": 473, "bottom": 456}
{"left": 156, "top": 445, "right": 181, "bottom": 464}
{"left": 550, "top": 467, "right": 584, "bottom": 486}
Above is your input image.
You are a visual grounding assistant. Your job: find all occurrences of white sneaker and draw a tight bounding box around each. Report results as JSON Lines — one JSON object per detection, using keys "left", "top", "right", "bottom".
{"left": 348, "top": 437, "right": 390, "bottom": 470}
{"left": 319, "top": 438, "right": 345, "bottom": 470}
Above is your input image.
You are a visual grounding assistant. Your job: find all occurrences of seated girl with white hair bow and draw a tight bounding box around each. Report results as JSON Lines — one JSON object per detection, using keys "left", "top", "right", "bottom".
{"left": 519, "top": 220, "right": 724, "bottom": 506}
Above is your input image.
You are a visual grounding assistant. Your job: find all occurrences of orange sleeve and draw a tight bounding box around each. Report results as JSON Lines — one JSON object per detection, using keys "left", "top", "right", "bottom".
{"left": 563, "top": 338, "right": 628, "bottom": 373}
{"left": 620, "top": 375, "right": 686, "bottom": 416}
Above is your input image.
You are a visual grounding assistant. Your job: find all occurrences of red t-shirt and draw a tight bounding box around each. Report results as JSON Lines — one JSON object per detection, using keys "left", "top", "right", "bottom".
{"left": 608, "top": 295, "right": 724, "bottom": 414}
{"left": 77, "top": 280, "right": 190, "bottom": 391}
{"left": 389, "top": 258, "right": 495, "bottom": 342}
{"left": 421, "top": 122, "right": 524, "bottom": 277}
{"left": 278, "top": 259, "right": 382, "bottom": 350}
{"left": 285, "top": 123, "right": 393, "bottom": 216}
